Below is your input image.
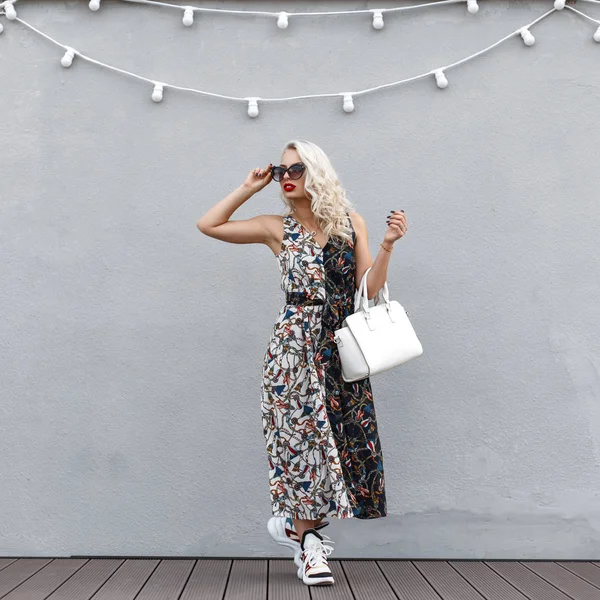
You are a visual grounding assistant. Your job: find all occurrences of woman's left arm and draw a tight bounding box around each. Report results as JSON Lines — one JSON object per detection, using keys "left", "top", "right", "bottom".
{"left": 351, "top": 210, "right": 408, "bottom": 300}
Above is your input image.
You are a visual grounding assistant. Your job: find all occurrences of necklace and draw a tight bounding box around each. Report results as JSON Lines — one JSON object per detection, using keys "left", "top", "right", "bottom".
{"left": 291, "top": 211, "right": 330, "bottom": 251}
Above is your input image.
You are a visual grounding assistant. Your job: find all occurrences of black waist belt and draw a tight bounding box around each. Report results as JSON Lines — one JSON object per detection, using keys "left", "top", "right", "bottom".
{"left": 286, "top": 292, "right": 325, "bottom": 306}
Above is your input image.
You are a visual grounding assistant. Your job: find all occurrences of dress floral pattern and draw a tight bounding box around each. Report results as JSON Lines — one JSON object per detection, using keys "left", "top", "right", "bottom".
{"left": 261, "top": 213, "right": 387, "bottom": 520}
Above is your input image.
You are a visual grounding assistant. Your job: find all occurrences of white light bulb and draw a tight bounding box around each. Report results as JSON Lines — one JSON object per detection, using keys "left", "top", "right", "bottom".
{"left": 182, "top": 7, "right": 194, "bottom": 26}
{"left": 594, "top": 25, "right": 600, "bottom": 43}
{"left": 520, "top": 28, "right": 535, "bottom": 46}
{"left": 372, "top": 10, "right": 384, "bottom": 30}
{"left": 342, "top": 93, "right": 355, "bottom": 113}
{"left": 61, "top": 47, "right": 76, "bottom": 68}
{"left": 467, "top": 0, "right": 479, "bottom": 14}
{"left": 554, "top": 0, "right": 566, "bottom": 9}
{"left": 89, "top": 0, "right": 101, "bottom": 10}
{"left": 277, "top": 12, "right": 289, "bottom": 29}
{"left": 247, "top": 98, "right": 259, "bottom": 118}
{"left": 4, "top": 2, "right": 17, "bottom": 20}
{"left": 434, "top": 69, "right": 448, "bottom": 89}
{"left": 152, "top": 83, "right": 164, "bottom": 103}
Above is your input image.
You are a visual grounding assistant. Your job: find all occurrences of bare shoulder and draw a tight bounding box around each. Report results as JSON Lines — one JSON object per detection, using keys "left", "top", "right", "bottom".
{"left": 261, "top": 214, "right": 285, "bottom": 237}
{"left": 349, "top": 211, "right": 367, "bottom": 238}
{"left": 262, "top": 214, "right": 285, "bottom": 225}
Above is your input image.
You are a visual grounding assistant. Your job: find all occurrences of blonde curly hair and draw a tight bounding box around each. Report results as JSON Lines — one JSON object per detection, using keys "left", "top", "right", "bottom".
{"left": 280, "top": 140, "right": 355, "bottom": 245}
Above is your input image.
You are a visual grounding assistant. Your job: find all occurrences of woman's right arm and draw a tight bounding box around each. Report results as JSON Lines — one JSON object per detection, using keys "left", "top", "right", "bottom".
{"left": 196, "top": 164, "right": 275, "bottom": 247}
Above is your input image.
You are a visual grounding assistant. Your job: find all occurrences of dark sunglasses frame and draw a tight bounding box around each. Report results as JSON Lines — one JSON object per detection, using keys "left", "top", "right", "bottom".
{"left": 271, "top": 162, "right": 306, "bottom": 182}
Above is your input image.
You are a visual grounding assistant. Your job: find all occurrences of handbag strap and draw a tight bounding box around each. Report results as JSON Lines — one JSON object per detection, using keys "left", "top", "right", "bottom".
{"left": 354, "top": 266, "right": 391, "bottom": 313}
{"left": 354, "top": 267, "right": 371, "bottom": 313}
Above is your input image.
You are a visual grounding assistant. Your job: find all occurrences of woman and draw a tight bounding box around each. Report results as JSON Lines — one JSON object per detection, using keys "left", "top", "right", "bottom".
{"left": 197, "top": 140, "right": 407, "bottom": 586}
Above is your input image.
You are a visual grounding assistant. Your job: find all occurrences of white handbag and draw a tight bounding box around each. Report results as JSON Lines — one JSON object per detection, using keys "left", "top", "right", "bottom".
{"left": 333, "top": 267, "right": 423, "bottom": 382}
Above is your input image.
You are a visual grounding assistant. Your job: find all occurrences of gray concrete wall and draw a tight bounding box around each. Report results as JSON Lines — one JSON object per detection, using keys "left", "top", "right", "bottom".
{"left": 1, "top": 0, "right": 599, "bottom": 559}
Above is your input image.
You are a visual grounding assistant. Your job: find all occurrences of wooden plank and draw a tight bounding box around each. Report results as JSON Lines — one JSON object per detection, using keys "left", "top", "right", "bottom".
{"left": 310, "top": 560, "right": 355, "bottom": 600}
{"left": 450, "top": 561, "right": 530, "bottom": 600}
{"left": 341, "top": 560, "right": 397, "bottom": 600}
{"left": 135, "top": 560, "right": 195, "bottom": 600}
{"left": 223, "top": 560, "right": 267, "bottom": 600}
{"left": 557, "top": 562, "right": 600, "bottom": 590}
{"left": 43, "top": 559, "right": 122, "bottom": 600}
{"left": 521, "top": 561, "right": 600, "bottom": 600}
{"left": 0, "top": 561, "right": 18, "bottom": 572}
{"left": 179, "top": 560, "right": 231, "bottom": 600}
{"left": 267, "top": 560, "right": 309, "bottom": 600}
{"left": 81, "top": 559, "right": 159, "bottom": 600}
{"left": 485, "top": 561, "right": 573, "bottom": 600}
{"left": 2, "top": 559, "right": 88, "bottom": 600}
{"left": 413, "top": 561, "right": 486, "bottom": 600}
{"left": 2, "top": 557, "right": 598, "bottom": 600}
{"left": 379, "top": 560, "right": 453, "bottom": 600}
{"left": 0, "top": 559, "right": 53, "bottom": 598}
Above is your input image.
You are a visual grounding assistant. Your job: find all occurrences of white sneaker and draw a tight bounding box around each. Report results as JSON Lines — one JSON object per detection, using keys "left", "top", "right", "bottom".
{"left": 296, "top": 529, "right": 335, "bottom": 586}
{"left": 267, "top": 517, "right": 330, "bottom": 569}
{"left": 267, "top": 516, "right": 301, "bottom": 554}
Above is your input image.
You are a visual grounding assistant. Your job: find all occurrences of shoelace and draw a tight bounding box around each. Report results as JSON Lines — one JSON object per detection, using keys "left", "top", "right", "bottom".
{"left": 304, "top": 535, "right": 335, "bottom": 568}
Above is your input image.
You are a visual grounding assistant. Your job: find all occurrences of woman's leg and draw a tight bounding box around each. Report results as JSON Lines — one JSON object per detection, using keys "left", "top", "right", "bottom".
{"left": 293, "top": 517, "right": 324, "bottom": 541}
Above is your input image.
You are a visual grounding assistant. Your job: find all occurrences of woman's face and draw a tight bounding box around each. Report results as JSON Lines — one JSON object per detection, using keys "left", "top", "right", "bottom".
{"left": 277, "top": 148, "right": 307, "bottom": 201}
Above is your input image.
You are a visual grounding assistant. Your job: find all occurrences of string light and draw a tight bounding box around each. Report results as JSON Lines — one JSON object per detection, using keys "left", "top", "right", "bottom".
{"left": 247, "top": 98, "right": 259, "bottom": 118}
{"left": 89, "top": 0, "right": 100, "bottom": 10}
{"left": 520, "top": 27, "right": 535, "bottom": 46}
{"left": 372, "top": 10, "right": 384, "bottom": 30}
{"left": 554, "top": 0, "right": 566, "bottom": 9}
{"left": 2, "top": 3, "right": 598, "bottom": 119}
{"left": 182, "top": 6, "right": 194, "bottom": 27}
{"left": 277, "top": 12, "right": 288, "bottom": 29}
{"left": 565, "top": 3, "right": 600, "bottom": 41}
{"left": 342, "top": 94, "right": 355, "bottom": 113}
{"left": 152, "top": 82, "right": 164, "bottom": 102}
{"left": 434, "top": 69, "right": 449, "bottom": 88}
{"left": 467, "top": 0, "right": 479, "bottom": 14}
{"left": 61, "top": 46, "right": 76, "bottom": 67}
{"left": 4, "top": 1, "right": 16, "bottom": 20}
{"left": 118, "top": 0, "right": 474, "bottom": 29}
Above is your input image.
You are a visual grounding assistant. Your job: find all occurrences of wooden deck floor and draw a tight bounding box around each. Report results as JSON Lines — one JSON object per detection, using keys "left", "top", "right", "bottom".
{"left": 2, "top": 558, "right": 600, "bottom": 599}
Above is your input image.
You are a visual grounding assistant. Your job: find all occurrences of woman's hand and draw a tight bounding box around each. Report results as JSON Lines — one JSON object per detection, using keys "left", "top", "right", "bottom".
{"left": 384, "top": 210, "right": 407, "bottom": 244}
{"left": 242, "top": 163, "right": 273, "bottom": 194}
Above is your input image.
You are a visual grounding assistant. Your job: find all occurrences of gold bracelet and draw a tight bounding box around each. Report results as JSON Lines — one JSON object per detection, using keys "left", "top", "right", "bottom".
{"left": 380, "top": 243, "right": 393, "bottom": 253}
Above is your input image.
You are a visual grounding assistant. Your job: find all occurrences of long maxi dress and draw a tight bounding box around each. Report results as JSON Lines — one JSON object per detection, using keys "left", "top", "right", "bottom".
{"left": 261, "top": 212, "right": 387, "bottom": 520}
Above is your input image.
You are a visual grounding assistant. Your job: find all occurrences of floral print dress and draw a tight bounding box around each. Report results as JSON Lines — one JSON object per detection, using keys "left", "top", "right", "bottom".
{"left": 261, "top": 212, "right": 387, "bottom": 521}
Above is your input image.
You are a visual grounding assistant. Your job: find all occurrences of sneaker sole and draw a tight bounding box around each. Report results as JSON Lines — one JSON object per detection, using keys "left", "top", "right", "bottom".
{"left": 297, "top": 565, "right": 334, "bottom": 585}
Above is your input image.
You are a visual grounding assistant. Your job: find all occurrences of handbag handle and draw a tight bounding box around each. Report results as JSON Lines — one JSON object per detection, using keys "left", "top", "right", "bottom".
{"left": 354, "top": 267, "right": 391, "bottom": 314}
{"left": 354, "top": 267, "right": 370, "bottom": 313}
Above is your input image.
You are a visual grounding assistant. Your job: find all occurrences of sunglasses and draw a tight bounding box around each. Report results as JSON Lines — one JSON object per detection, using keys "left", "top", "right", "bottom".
{"left": 271, "top": 162, "right": 306, "bottom": 182}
